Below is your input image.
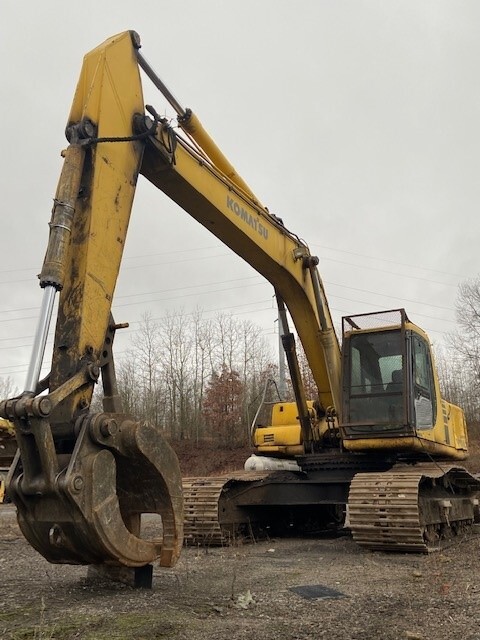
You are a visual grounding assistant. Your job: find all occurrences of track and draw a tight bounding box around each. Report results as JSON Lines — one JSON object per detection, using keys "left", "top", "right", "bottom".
{"left": 348, "top": 464, "right": 480, "bottom": 552}
{"left": 183, "top": 472, "right": 270, "bottom": 545}
{"left": 183, "top": 476, "right": 230, "bottom": 545}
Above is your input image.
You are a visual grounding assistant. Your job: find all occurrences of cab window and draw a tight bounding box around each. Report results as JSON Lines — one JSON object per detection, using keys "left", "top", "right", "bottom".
{"left": 412, "top": 335, "right": 436, "bottom": 429}
{"left": 347, "top": 330, "right": 405, "bottom": 425}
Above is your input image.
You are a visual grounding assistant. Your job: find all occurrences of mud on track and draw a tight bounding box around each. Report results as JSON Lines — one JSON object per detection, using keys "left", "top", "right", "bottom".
{"left": 1, "top": 505, "right": 480, "bottom": 640}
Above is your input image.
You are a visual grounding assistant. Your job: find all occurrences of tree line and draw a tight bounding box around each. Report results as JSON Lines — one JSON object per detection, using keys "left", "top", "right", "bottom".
{"left": 114, "top": 310, "right": 277, "bottom": 447}
{"left": 107, "top": 275, "right": 480, "bottom": 442}
{"left": 1, "top": 276, "right": 478, "bottom": 447}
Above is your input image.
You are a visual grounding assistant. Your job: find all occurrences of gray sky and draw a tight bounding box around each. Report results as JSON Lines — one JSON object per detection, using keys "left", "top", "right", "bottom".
{"left": 0, "top": 0, "right": 479, "bottom": 390}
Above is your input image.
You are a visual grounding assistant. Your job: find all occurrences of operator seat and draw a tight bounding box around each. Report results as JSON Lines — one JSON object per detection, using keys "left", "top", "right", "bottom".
{"left": 386, "top": 369, "right": 403, "bottom": 393}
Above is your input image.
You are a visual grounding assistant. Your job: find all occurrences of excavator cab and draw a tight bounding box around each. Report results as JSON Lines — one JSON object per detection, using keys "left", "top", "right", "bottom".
{"left": 340, "top": 309, "right": 468, "bottom": 460}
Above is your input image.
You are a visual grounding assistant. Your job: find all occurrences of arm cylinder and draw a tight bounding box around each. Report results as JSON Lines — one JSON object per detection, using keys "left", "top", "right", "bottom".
{"left": 24, "top": 286, "right": 56, "bottom": 393}
{"left": 25, "top": 141, "right": 85, "bottom": 393}
{"left": 135, "top": 45, "right": 260, "bottom": 205}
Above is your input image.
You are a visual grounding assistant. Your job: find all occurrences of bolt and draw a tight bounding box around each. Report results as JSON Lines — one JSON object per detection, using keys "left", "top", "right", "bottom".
{"left": 80, "top": 119, "right": 96, "bottom": 139}
{"left": 37, "top": 396, "right": 52, "bottom": 417}
{"left": 72, "top": 475, "right": 84, "bottom": 492}
{"left": 88, "top": 364, "right": 100, "bottom": 381}
{"left": 100, "top": 418, "right": 118, "bottom": 438}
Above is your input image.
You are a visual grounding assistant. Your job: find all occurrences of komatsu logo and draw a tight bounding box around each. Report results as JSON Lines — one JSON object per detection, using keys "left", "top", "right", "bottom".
{"left": 226, "top": 196, "right": 268, "bottom": 240}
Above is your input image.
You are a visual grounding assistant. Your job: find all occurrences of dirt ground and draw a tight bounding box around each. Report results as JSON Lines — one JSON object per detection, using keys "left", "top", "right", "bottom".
{"left": 1, "top": 506, "right": 480, "bottom": 640}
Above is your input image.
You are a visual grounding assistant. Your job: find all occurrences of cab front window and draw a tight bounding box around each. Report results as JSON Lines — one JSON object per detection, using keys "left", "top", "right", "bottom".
{"left": 346, "top": 330, "right": 405, "bottom": 426}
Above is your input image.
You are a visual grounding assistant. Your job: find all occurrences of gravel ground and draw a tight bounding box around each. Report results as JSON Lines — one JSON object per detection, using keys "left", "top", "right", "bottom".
{"left": 1, "top": 506, "right": 480, "bottom": 639}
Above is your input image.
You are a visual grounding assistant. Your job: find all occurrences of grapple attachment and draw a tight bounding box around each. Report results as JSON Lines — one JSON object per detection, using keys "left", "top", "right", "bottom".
{"left": 5, "top": 405, "right": 183, "bottom": 580}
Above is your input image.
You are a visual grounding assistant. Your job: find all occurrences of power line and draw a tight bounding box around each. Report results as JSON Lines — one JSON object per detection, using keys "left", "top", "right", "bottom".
{"left": 0, "top": 274, "right": 264, "bottom": 318}
{"left": 325, "top": 280, "right": 455, "bottom": 312}
{"left": 0, "top": 244, "right": 222, "bottom": 277}
{"left": 320, "top": 256, "right": 458, "bottom": 288}
{"left": 311, "top": 242, "right": 467, "bottom": 280}
{"left": 114, "top": 275, "right": 260, "bottom": 302}
{"left": 0, "top": 298, "right": 275, "bottom": 356}
{"left": 0, "top": 240, "right": 468, "bottom": 288}
{"left": 0, "top": 270, "right": 459, "bottom": 348}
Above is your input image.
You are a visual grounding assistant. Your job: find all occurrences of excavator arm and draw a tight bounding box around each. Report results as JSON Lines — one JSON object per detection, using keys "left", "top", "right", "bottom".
{"left": 0, "top": 32, "right": 184, "bottom": 585}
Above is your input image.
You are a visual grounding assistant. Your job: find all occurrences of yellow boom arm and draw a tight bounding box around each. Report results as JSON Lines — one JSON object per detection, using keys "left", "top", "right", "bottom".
{"left": 0, "top": 30, "right": 341, "bottom": 582}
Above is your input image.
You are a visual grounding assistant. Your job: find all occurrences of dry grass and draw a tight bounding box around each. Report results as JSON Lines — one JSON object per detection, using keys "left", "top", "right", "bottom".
{"left": 170, "top": 439, "right": 251, "bottom": 477}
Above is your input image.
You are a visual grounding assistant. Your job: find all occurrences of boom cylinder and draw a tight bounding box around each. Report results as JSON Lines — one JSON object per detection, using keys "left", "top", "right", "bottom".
{"left": 276, "top": 293, "right": 313, "bottom": 448}
{"left": 178, "top": 110, "right": 259, "bottom": 203}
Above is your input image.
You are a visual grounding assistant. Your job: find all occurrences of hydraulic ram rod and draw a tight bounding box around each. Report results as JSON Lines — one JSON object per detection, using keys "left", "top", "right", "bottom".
{"left": 24, "top": 141, "right": 86, "bottom": 393}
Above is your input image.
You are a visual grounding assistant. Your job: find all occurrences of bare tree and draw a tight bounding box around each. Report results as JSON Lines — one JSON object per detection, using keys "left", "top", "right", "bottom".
{"left": 133, "top": 312, "right": 165, "bottom": 428}
{"left": 440, "top": 277, "right": 480, "bottom": 427}
{"left": 116, "top": 352, "right": 142, "bottom": 418}
{"left": 158, "top": 310, "right": 198, "bottom": 440}
{"left": 435, "top": 343, "right": 479, "bottom": 427}
{"left": 296, "top": 341, "right": 319, "bottom": 403}
{"left": 115, "top": 308, "right": 276, "bottom": 442}
{"left": 449, "top": 277, "right": 480, "bottom": 376}
{"left": 0, "top": 377, "right": 19, "bottom": 400}
{"left": 190, "top": 309, "right": 210, "bottom": 443}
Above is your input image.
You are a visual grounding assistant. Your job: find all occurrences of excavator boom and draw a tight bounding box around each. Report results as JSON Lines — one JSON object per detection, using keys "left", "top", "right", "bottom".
{"left": 139, "top": 112, "right": 342, "bottom": 411}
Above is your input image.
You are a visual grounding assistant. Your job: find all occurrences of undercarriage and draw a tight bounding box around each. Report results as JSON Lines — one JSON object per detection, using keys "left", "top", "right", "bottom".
{"left": 183, "top": 456, "right": 480, "bottom": 552}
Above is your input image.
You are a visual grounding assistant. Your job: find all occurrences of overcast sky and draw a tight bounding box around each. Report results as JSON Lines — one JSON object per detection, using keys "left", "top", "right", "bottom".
{"left": 0, "top": 1, "right": 479, "bottom": 391}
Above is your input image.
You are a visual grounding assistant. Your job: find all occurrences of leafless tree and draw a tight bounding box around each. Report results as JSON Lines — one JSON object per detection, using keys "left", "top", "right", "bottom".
{"left": 115, "top": 309, "right": 276, "bottom": 442}
{"left": 158, "top": 310, "right": 197, "bottom": 439}
{"left": 116, "top": 352, "right": 143, "bottom": 418}
{"left": 0, "top": 376, "right": 19, "bottom": 400}
{"left": 438, "top": 277, "right": 480, "bottom": 427}
{"left": 435, "top": 343, "right": 479, "bottom": 427}
{"left": 449, "top": 277, "right": 480, "bottom": 377}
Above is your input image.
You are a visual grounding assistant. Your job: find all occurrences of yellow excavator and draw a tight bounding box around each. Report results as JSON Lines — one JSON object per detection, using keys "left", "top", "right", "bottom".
{"left": 1, "top": 32, "right": 478, "bottom": 586}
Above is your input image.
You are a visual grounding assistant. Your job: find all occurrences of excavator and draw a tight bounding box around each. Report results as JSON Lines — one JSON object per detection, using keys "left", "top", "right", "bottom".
{"left": 1, "top": 32, "right": 479, "bottom": 587}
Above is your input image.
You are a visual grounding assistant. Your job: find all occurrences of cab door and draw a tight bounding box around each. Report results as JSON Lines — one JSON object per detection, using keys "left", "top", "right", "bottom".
{"left": 410, "top": 333, "right": 437, "bottom": 430}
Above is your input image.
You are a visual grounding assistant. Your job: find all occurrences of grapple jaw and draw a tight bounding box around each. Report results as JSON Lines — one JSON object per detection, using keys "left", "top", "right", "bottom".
{"left": 6, "top": 411, "right": 183, "bottom": 572}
